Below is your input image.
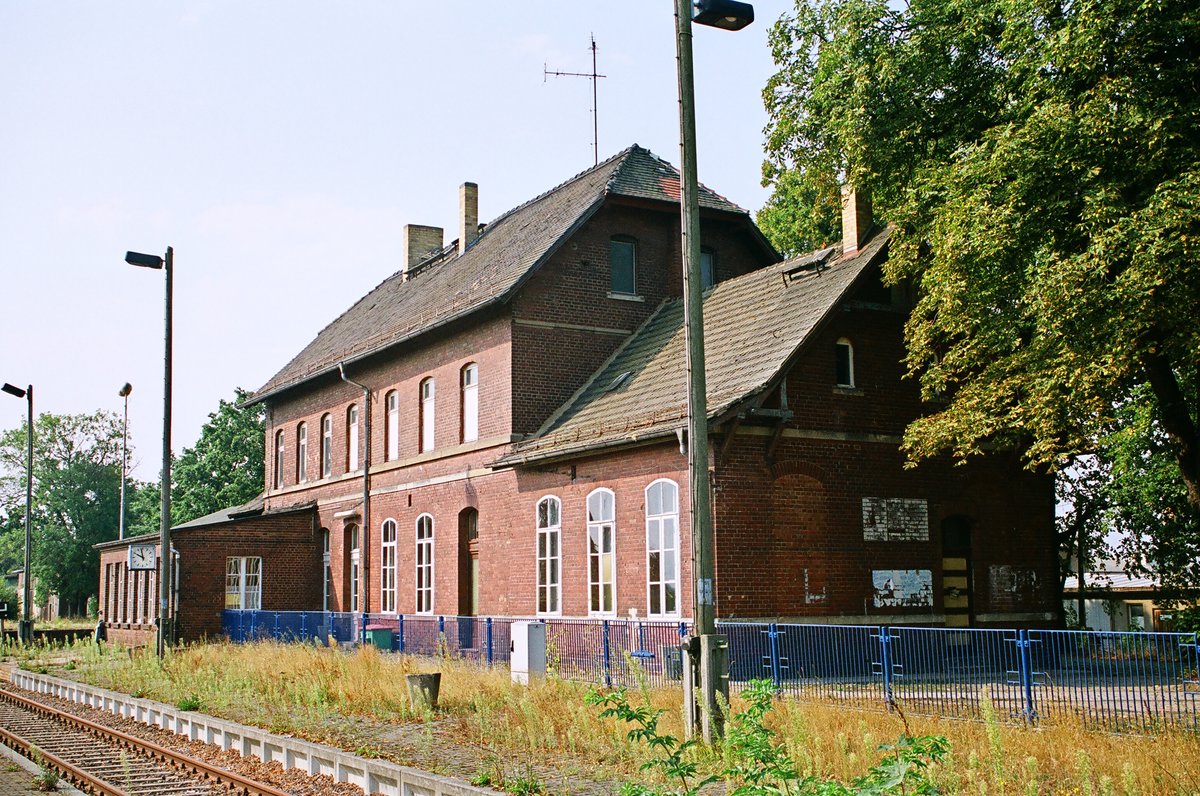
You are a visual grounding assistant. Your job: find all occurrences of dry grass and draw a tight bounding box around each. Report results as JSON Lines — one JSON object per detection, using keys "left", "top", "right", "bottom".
{"left": 31, "top": 640, "right": 1200, "bottom": 794}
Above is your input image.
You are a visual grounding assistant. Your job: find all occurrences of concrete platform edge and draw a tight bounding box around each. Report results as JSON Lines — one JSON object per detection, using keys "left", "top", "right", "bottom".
{"left": 9, "top": 670, "right": 496, "bottom": 796}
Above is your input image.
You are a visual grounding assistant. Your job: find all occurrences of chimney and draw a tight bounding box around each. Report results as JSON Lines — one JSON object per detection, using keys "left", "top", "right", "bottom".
{"left": 403, "top": 224, "right": 444, "bottom": 277}
{"left": 841, "top": 185, "right": 873, "bottom": 255}
{"left": 459, "top": 182, "right": 479, "bottom": 255}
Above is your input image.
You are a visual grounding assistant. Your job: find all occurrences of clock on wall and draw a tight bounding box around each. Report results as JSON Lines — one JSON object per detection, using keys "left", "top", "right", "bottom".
{"left": 128, "top": 543, "right": 157, "bottom": 571}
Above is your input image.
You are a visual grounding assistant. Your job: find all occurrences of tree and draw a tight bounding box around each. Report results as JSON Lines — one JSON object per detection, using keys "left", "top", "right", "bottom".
{"left": 171, "top": 388, "right": 264, "bottom": 525}
{"left": 0, "top": 411, "right": 125, "bottom": 615}
{"left": 761, "top": 0, "right": 1200, "bottom": 511}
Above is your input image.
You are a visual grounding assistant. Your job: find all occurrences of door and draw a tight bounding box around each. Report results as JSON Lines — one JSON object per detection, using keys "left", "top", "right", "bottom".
{"left": 941, "top": 516, "right": 974, "bottom": 628}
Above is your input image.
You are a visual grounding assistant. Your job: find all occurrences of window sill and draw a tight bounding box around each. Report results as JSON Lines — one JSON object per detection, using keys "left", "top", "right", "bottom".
{"left": 606, "top": 292, "right": 645, "bottom": 302}
{"left": 833, "top": 385, "right": 863, "bottom": 396}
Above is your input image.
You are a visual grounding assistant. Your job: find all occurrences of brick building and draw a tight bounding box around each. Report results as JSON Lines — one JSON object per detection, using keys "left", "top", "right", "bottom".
{"left": 98, "top": 145, "right": 1058, "bottom": 642}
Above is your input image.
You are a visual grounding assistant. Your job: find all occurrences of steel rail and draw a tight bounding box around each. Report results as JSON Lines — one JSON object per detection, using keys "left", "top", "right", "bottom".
{"left": 0, "top": 686, "right": 294, "bottom": 796}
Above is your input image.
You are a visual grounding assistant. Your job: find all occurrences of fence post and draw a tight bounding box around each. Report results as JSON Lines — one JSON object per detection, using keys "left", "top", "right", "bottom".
{"left": 768, "top": 623, "right": 782, "bottom": 689}
{"left": 878, "top": 626, "right": 895, "bottom": 710}
{"left": 1018, "top": 629, "right": 1037, "bottom": 723}
{"left": 398, "top": 614, "right": 405, "bottom": 654}
{"left": 602, "top": 620, "right": 613, "bottom": 688}
{"left": 274, "top": 613, "right": 280, "bottom": 640}
{"left": 486, "top": 617, "right": 494, "bottom": 666}
{"left": 300, "top": 611, "right": 307, "bottom": 640}
{"left": 360, "top": 612, "right": 367, "bottom": 647}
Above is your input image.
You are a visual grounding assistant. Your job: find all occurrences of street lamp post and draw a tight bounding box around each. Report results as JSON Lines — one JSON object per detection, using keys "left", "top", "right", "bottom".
{"left": 2, "top": 382, "right": 34, "bottom": 645}
{"left": 125, "top": 247, "right": 173, "bottom": 657}
{"left": 118, "top": 383, "right": 132, "bottom": 541}
{"left": 674, "top": 0, "right": 753, "bottom": 742}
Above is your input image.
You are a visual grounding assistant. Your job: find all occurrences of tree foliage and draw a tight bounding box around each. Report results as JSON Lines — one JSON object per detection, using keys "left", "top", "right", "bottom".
{"left": 0, "top": 411, "right": 125, "bottom": 614}
{"left": 761, "top": 0, "right": 1200, "bottom": 512}
{"left": 171, "top": 388, "right": 264, "bottom": 525}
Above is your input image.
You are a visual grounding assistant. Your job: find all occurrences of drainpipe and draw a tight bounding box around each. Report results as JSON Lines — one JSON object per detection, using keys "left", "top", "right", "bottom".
{"left": 339, "top": 363, "right": 372, "bottom": 615}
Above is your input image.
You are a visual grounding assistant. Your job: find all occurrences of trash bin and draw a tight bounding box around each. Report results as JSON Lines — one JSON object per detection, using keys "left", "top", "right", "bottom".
{"left": 366, "top": 625, "right": 393, "bottom": 651}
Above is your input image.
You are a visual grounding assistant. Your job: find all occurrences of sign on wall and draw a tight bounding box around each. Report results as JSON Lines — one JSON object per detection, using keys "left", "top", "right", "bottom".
{"left": 862, "top": 498, "right": 929, "bottom": 542}
{"left": 872, "top": 569, "right": 933, "bottom": 607}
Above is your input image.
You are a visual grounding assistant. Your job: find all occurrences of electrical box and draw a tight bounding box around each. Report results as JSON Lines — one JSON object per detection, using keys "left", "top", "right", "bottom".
{"left": 510, "top": 621, "right": 546, "bottom": 684}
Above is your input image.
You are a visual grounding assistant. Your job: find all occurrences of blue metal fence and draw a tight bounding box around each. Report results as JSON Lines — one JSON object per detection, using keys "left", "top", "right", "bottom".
{"left": 221, "top": 611, "right": 1200, "bottom": 732}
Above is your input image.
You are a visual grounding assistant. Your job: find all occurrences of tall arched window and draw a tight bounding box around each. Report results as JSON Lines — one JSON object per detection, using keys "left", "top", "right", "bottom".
{"left": 347, "top": 524, "right": 360, "bottom": 613}
{"left": 415, "top": 514, "right": 435, "bottom": 614}
{"left": 835, "top": 338, "right": 855, "bottom": 388}
{"left": 296, "top": 423, "right": 308, "bottom": 482}
{"left": 321, "top": 529, "right": 331, "bottom": 611}
{"left": 645, "top": 479, "right": 680, "bottom": 617}
{"left": 347, "top": 404, "right": 359, "bottom": 471}
{"left": 536, "top": 496, "right": 562, "bottom": 615}
{"left": 380, "top": 519, "right": 398, "bottom": 613}
{"left": 385, "top": 390, "right": 399, "bottom": 460}
{"left": 321, "top": 414, "right": 333, "bottom": 478}
{"left": 420, "top": 378, "right": 436, "bottom": 452}
{"left": 273, "top": 430, "right": 285, "bottom": 489}
{"left": 587, "top": 489, "right": 616, "bottom": 616}
{"left": 461, "top": 364, "right": 479, "bottom": 443}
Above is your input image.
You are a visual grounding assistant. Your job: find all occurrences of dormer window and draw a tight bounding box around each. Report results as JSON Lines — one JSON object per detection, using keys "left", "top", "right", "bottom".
{"left": 700, "top": 247, "right": 715, "bottom": 290}
{"left": 609, "top": 236, "right": 637, "bottom": 295}
{"left": 835, "top": 338, "right": 855, "bottom": 388}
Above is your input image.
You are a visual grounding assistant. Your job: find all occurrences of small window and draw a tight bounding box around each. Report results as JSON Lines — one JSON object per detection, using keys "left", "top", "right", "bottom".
{"left": 347, "top": 404, "right": 359, "bottom": 471}
{"left": 610, "top": 236, "right": 637, "bottom": 295}
{"left": 273, "top": 430, "right": 285, "bottom": 489}
{"left": 385, "top": 391, "right": 399, "bottom": 460}
{"left": 320, "top": 414, "right": 332, "bottom": 478}
{"left": 461, "top": 364, "right": 478, "bottom": 443}
{"left": 700, "top": 247, "right": 715, "bottom": 290}
{"left": 835, "top": 338, "right": 855, "bottom": 388}
{"left": 420, "top": 378, "right": 436, "bottom": 452}
{"left": 225, "top": 556, "right": 262, "bottom": 610}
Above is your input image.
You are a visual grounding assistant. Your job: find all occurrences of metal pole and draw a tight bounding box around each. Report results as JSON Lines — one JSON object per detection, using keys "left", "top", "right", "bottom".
{"left": 158, "top": 247, "right": 174, "bottom": 656}
{"left": 675, "top": 0, "right": 726, "bottom": 742}
{"left": 119, "top": 386, "right": 130, "bottom": 540}
{"left": 20, "top": 385, "right": 33, "bottom": 644}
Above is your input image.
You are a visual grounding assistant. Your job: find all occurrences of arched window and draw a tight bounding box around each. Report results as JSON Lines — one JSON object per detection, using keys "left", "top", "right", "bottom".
{"left": 347, "top": 524, "right": 360, "bottom": 613}
{"left": 273, "top": 430, "right": 285, "bottom": 489}
{"left": 415, "top": 514, "right": 435, "bottom": 614}
{"left": 346, "top": 404, "right": 359, "bottom": 471}
{"left": 296, "top": 423, "right": 308, "bottom": 482}
{"left": 536, "top": 496, "right": 562, "bottom": 615}
{"left": 321, "top": 529, "right": 331, "bottom": 611}
{"left": 321, "top": 414, "right": 333, "bottom": 478}
{"left": 835, "top": 338, "right": 855, "bottom": 388}
{"left": 587, "top": 489, "right": 616, "bottom": 616}
{"left": 420, "top": 378, "right": 436, "bottom": 452}
{"left": 461, "top": 363, "right": 479, "bottom": 443}
{"left": 645, "top": 479, "right": 680, "bottom": 617}
{"left": 609, "top": 236, "right": 637, "bottom": 295}
{"left": 380, "top": 519, "right": 398, "bottom": 613}
{"left": 385, "top": 390, "right": 399, "bottom": 460}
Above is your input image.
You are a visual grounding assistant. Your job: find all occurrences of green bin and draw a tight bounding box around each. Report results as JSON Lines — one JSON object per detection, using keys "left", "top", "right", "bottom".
{"left": 365, "top": 625, "right": 393, "bottom": 651}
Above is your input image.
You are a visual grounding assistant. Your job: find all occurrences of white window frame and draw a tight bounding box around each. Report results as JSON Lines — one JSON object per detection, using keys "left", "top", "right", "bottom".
{"left": 322, "top": 529, "right": 331, "bottom": 612}
{"left": 645, "top": 479, "right": 681, "bottom": 618}
{"left": 461, "top": 364, "right": 478, "bottom": 443}
{"left": 835, "top": 337, "right": 855, "bottom": 388}
{"left": 321, "top": 414, "right": 332, "bottom": 478}
{"left": 536, "top": 496, "right": 562, "bottom": 616}
{"left": 349, "top": 524, "right": 360, "bottom": 613}
{"left": 420, "top": 378, "right": 436, "bottom": 452}
{"left": 415, "top": 513, "right": 435, "bottom": 614}
{"left": 225, "top": 556, "right": 262, "bottom": 610}
{"left": 297, "top": 422, "right": 308, "bottom": 482}
{"left": 347, "top": 404, "right": 359, "bottom": 472}
{"left": 381, "top": 518, "right": 398, "bottom": 613}
{"left": 273, "top": 430, "right": 285, "bottom": 489}
{"left": 587, "top": 488, "right": 617, "bottom": 617}
{"left": 385, "top": 391, "right": 399, "bottom": 461}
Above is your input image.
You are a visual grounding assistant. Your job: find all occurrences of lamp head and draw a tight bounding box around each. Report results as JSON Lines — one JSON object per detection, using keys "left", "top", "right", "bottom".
{"left": 693, "top": 0, "right": 754, "bottom": 30}
{"left": 119, "top": 383, "right": 133, "bottom": 398}
{"left": 2, "top": 383, "right": 27, "bottom": 399}
{"left": 125, "top": 251, "right": 164, "bottom": 269}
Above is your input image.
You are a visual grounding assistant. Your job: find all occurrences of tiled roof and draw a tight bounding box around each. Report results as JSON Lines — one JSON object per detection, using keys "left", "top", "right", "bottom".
{"left": 248, "top": 145, "right": 746, "bottom": 403}
{"left": 496, "top": 228, "right": 891, "bottom": 465}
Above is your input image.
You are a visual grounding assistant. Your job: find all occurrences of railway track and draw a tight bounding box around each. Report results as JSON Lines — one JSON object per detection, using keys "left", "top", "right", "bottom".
{"left": 0, "top": 686, "right": 295, "bottom": 796}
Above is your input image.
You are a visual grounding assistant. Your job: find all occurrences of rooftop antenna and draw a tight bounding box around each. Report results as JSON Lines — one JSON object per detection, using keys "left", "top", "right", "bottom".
{"left": 544, "top": 35, "right": 606, "bottom": 165}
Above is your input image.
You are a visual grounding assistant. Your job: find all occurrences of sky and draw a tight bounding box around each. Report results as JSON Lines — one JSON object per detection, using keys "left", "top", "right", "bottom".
{"left": 0, "top": 1, "right": 786, "bottom": 480}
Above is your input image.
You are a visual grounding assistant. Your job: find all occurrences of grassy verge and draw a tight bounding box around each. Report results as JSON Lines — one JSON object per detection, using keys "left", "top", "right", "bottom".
{"left": 10, "top": 639, "right": 1200, "bottom": 794}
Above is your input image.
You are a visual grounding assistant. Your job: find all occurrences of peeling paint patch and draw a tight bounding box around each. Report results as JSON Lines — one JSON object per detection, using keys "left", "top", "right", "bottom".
{"left": 803, "top": 569, "right": 827, "bottom": 604}
{"left": 990, "top": 565, "right": 1039, "bottom": 607}
{"left": 872, "top": 569, "right": 933, "bottom": 607}
{"left": 862, "top": 498, "right": 929, "bottom": 542}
